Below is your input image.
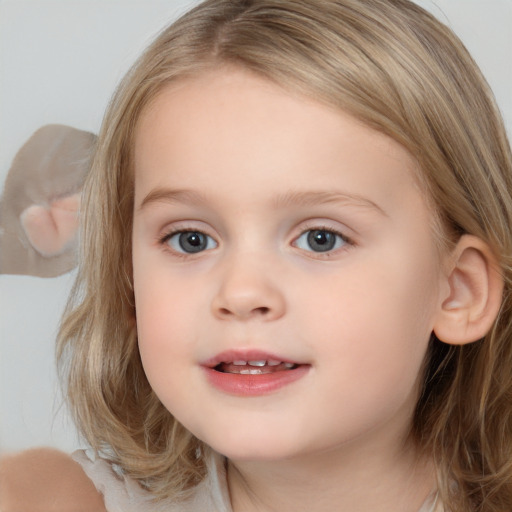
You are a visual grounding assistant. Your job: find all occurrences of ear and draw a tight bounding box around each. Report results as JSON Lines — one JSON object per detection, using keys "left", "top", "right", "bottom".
{"left": 433, "top": 235, "right": 504, "bottom": 345}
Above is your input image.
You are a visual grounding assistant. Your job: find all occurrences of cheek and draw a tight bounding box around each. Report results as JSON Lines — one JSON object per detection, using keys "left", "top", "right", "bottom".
{"left": 298, "top": 246, "right": 440, "bottom": 388}
{"left": 134, "top": 248, "right": 196, "bottom": 345}
{"left": 136, "top": 301, "right": 197, "bottom": 417}
{"left": 133, "top": 262, "right": 214, "bottom": 408}
{"left": 133, "top": 266, "right": 190, "bottom": 385}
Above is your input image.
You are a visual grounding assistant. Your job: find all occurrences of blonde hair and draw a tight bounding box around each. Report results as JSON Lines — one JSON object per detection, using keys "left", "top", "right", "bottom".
{"left": 58, "top": 0, "right": 512, "bottom": 509}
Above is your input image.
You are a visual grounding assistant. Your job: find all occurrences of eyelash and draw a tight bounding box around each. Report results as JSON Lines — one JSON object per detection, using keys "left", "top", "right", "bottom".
{"left": 159, "top": 229, "right": 218, "bottom": 259}
{"left": 292, "top": 225, "right": 353, "bottom": 257}
{"left": 158, "top": 225, "right": 354, "bottom": 258}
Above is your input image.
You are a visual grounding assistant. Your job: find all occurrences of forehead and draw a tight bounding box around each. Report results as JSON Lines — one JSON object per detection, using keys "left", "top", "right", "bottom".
{"left": 136, "top": 67, "right": 409, "bottom": 148}
{"left": 133, "top": 67, "right": 422, "bottom": 214}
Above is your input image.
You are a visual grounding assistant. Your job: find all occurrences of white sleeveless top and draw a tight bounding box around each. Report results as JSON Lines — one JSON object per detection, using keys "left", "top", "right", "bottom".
{"left": 73, "top": 449, "right": 441, "bottom": 512}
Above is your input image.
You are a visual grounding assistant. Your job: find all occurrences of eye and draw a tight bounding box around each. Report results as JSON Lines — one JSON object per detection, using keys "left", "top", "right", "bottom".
{"left": 294, "top": 229, "right": 348, "bottom": 253}
{"left": 164, "top": 230, "right": 217, "bottom": 254}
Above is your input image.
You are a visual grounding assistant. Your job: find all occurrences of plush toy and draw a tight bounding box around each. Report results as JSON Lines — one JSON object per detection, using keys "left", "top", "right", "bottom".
{"left": 0, "top": 125, "right": 96, "bottom": 277}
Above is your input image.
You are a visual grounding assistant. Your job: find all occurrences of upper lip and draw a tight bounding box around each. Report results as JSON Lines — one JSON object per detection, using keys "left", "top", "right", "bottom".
{"left": 202, "top": 349, "right": 303, "bottom": 368}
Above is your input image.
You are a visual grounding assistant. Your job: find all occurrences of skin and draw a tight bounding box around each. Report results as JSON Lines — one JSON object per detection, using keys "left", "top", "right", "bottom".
{"left": 132, "top": 67, "right": 447, "bottom": 512}
{"left": 0, "top": 448, "right": 106, "bottom": 511}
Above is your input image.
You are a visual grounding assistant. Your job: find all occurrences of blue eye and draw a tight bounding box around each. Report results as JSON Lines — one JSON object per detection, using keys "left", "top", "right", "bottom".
{"left": 165, "top": 231, "right": 217, "bottom": 254}
{"left": 294, "top": 229, "right": 347, "bottom": 253}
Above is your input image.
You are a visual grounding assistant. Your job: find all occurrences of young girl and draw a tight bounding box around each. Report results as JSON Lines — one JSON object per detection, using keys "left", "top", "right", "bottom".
{"left": 3, "top": 0, "right": 511, "bottom": 511}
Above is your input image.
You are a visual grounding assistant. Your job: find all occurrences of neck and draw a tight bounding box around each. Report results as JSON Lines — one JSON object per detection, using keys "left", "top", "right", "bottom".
{"left": 227, "top": 436, "right": 435, "bottom": 512}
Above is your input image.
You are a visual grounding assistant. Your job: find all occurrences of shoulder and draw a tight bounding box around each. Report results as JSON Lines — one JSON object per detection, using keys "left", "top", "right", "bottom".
{"left": 0, "top": 447, "right": 106, "bottom": 512}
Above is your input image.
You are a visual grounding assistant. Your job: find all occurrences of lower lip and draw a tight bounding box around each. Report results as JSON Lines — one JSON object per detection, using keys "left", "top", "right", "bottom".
{"left": 202, "top": 365, "right": 310, "bottom": 396}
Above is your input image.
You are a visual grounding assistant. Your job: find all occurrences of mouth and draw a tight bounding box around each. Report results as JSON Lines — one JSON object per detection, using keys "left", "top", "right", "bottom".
{"left": 214, "top": 359, "right": 299, "bottom": 375}
{"left": 202, "top": 350, "right": 309, "bottom": 396}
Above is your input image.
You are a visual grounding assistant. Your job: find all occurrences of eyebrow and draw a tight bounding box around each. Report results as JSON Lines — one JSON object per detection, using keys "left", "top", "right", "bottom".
{"left": 138, "top": 188, "right": 208, "bottom": 211}
{"left": 138, "top": 187, "right": 386, "bottom": 216}
{"left": 271, "top": 190, "right": 386, "bottom": 215}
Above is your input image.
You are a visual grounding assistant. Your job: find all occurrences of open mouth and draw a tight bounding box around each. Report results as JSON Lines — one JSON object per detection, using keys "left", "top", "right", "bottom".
{"left": 214, "top": 360, "right": 299, "bottom": 375}
{"left": 203, "top": 352, "right": 309, "bottom": 395}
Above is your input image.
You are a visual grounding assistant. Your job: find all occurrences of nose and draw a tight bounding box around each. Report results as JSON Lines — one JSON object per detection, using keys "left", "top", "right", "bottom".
{"left": 211, "top": 257, "right": 286, "bottom": 322}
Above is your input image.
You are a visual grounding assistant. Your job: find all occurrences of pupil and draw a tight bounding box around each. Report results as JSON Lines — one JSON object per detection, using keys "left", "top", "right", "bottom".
{"left": 179, "top": 232, "right": 206, "bottom": 253}
{"left": 307, "top": 230, "right": 335, "bottom": 252}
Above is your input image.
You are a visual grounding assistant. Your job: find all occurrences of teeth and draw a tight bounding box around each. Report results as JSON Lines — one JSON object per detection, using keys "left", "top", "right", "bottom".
{"left": 221, "top": 360, "right": 297, "bottom": 369}
{"left": 240, "top": 369, "right": 264, "bottom": 375}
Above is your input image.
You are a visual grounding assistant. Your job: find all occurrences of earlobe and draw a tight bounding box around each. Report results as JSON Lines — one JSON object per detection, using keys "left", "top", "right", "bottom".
{"left": 433, "top": 235, "right": 504, "bottom": 345}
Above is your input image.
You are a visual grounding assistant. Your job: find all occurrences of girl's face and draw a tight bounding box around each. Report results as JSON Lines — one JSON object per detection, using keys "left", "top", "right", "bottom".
{"left": 132, "top": 68, "right": 447, "bottom": 462}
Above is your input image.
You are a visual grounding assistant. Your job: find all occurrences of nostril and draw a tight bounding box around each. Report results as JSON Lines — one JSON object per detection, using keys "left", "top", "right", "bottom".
{"left": 218, "top": 306, "right": 271, "bottom": 317}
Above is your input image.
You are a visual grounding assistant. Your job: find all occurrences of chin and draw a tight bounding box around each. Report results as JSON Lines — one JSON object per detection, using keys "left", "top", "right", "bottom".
{"left": 203, "top": 433, "right": 307, "bottom": 462}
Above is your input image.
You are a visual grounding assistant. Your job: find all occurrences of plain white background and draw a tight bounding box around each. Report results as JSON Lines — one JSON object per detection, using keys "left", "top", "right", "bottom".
{"left": 0, "top": 0, "right": 511, "bottom": 454}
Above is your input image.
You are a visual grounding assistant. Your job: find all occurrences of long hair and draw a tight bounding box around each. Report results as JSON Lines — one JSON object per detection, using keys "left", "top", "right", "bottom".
{"left": 58, "top": 1, "right": 512, "bottom": 509}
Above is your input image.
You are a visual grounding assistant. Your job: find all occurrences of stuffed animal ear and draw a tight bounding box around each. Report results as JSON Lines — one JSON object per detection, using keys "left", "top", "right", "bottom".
{"left": 20, "top": 193, "right": 81, "bottom": 258}
{"left": 433, "top": 235, "right": 503, "bottom": 345}
{"left": 0, "top": 124, "right": 96, "bottom": 277}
